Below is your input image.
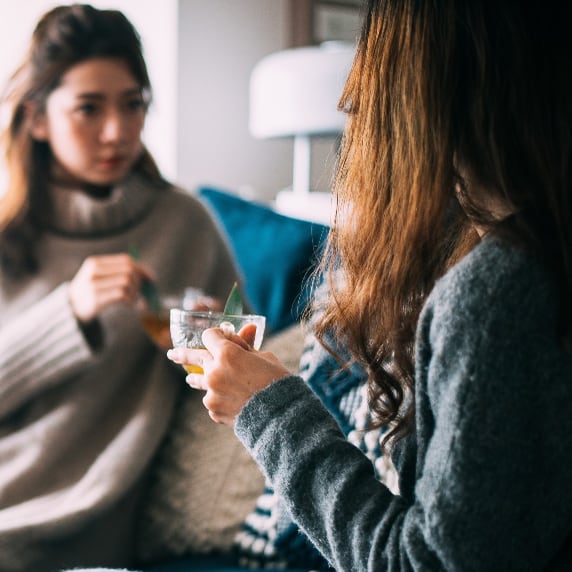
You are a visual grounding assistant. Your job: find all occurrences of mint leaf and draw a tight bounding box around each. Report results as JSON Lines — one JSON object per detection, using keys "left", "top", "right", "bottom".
{"left": 223, "top": 282, "right": 243, "bottom": 315}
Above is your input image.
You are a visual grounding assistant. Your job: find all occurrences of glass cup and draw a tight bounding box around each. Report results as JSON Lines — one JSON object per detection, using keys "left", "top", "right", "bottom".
{"left": 141, "top": 288, "right": 212, "bottom": 347}
{"left": 169, "top": 309, "right": 266, "bottom": 374}
{"left": 141, "top": 294, "right": 180, "bottom": 347}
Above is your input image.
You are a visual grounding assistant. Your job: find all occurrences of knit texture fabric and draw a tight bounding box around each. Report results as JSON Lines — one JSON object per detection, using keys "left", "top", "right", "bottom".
{"left": 234, "top": 288, "right": 397, "bottom": 570}
{"left": 0, "top": 175, "right": 241, "bottom": 572}
{"left": 235, "top": 237, "right": 572, "bottom": 571}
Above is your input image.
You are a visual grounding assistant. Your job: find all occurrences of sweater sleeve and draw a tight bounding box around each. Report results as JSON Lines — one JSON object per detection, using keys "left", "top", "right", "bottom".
{"left": 235, "top": 242, "right": 572, "bottom": 571}
{"left": 0, "top": 283, "right": 96, "bottom": 418}
{"left": 236, "top": 376, "right": 403, "bottom": 571}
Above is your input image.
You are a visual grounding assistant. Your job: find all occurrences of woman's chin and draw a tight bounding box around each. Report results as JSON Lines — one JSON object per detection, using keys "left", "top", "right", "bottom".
{"left": 82, "top": 167, "right": 132, "bottom": 188}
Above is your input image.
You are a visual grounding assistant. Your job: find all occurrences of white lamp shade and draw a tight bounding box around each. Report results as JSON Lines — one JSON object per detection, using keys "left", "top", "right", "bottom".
{"left": 249, "top": 42, "right": 355, "bottom": 138}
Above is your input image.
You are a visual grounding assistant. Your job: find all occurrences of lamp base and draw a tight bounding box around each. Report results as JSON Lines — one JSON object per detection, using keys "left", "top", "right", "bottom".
{"left": 274, "top": 190, "right": 332, "bottom": 226}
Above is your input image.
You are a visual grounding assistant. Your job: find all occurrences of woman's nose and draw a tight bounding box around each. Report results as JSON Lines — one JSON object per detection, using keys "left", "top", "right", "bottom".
{"left": 100, "top": 110, "right": 125, "bottom": 143}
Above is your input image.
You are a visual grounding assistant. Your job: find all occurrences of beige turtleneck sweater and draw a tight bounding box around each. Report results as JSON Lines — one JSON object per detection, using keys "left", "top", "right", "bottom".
{"left": 0, "top": 175, "right": 242, "bottom": 572}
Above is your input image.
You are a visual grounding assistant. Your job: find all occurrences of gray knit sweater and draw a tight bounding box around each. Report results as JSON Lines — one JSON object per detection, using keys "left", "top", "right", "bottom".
{"left": 0, "top": 175, "right": 240, "bottom": 572}
{"left": 236, "top": 237, "right": 572, "bottom": 571}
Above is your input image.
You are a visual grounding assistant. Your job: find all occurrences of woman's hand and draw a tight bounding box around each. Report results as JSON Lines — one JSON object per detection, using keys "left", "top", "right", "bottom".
{"left": 167, "top": 325, "right": 291, "bottom": 425}
{"left": 69, "top": 253, "right": 154, "bottom": 323}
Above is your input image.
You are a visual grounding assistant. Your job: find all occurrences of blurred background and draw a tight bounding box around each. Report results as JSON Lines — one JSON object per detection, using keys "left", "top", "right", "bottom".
{"left": 0, "top": 0, "right": 362, "bottom": 207}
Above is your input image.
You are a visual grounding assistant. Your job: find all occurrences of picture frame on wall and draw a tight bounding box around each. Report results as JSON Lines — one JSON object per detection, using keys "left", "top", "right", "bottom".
{"left": 289, "top": 0, "right": 363, "bottom": 47}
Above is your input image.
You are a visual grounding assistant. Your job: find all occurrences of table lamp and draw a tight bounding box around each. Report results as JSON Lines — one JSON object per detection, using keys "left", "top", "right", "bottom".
{"left": 249, "top": 41, "right": 355, "bottom": 225}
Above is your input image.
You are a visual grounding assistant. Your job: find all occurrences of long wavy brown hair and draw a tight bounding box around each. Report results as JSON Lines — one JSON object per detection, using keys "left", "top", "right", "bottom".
{"left": 0, "top": 4, "right": 163, "bottom": 277}
{"left": 316, "top": 0, "right": 572, "bottom": 447}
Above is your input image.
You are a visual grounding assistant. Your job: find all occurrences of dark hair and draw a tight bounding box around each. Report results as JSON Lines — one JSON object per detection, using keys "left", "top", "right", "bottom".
{"left": 0, "top": 3, "right": 162, "bottom": 276}
{"left": 316, "top": 0, "right": 572, "bottom": 447}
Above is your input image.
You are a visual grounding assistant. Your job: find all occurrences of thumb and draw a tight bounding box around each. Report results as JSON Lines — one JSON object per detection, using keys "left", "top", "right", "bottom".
{"left": 202, "top": 323, "right": 257, "bottom": 353}
{"left": 237, "top": 323, "right": 257, "bottom": 347}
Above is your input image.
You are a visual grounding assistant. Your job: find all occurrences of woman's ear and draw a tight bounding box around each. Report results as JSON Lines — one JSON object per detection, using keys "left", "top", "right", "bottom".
{"left": 26, "top": 103, "right": 49, "bottom": 141}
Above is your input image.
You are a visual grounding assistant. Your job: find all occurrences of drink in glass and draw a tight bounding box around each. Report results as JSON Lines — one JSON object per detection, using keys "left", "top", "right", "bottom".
{"left": 169, "top": 309, "right": 266, "bottom": 374}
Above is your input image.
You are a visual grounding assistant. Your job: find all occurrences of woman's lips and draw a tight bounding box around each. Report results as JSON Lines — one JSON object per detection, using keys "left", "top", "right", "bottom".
{"left": 98, "top": 156, "right": 127, "bottom": 170}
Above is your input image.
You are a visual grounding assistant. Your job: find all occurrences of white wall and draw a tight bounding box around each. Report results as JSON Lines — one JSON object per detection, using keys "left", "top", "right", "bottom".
{"left": 177, "top": 0, "right": 290, "bottom": 201}
{"left": 176, "top": 0, "right": 340, "bottom": 202}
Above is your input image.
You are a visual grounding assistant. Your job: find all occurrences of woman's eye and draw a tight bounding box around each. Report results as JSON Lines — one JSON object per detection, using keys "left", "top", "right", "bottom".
{"left": 126, "top": 98, "right": 146, "bottom": 112}
{"left": 76, "top": 103, "right": 99, "bottom": 116}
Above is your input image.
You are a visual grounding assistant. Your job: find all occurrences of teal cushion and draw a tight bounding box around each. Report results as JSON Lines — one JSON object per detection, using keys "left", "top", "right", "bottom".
{"left": 197, "top": 187, "right": 328, "bottom": 333}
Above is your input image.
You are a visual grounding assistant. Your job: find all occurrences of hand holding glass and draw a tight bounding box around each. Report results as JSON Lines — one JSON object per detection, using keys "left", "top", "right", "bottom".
{"left": 169, "top": 309, "right": 266, "bottom": 374}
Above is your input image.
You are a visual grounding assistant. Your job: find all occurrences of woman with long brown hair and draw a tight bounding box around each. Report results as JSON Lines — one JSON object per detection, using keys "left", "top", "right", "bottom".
{"left": 0, "top": 4, "right": 240, "bottom": 571}
{"left": 168, "top": 0, "right": 572, "bottom": 569}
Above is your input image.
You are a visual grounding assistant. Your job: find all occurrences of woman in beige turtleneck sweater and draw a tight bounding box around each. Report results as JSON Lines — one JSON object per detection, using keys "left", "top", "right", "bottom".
{"left": 0, "top": 5, "right": 242, "bottom": 571}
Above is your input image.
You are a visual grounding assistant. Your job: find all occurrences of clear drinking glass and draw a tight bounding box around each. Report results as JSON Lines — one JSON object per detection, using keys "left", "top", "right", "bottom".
{"left": 169, "top": 309, "right": 266, "bottom": 374}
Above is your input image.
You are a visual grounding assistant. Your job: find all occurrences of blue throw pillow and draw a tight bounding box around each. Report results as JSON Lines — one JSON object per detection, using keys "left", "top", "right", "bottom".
{"left": 197, "top": 187, "right": 329, "bottom": 333}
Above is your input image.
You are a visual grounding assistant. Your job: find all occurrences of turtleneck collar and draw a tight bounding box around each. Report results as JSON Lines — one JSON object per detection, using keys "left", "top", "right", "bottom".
{"left": 38, "top": 174, "right": 161, "bottom": 238}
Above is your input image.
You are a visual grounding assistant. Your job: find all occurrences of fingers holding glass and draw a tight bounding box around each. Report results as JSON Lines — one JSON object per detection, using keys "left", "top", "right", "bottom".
{"left": 169, "top": 309, "right": 266, "bottom": 371}
{"left": 167, "top": 347, "right": 211, "bottom": 377}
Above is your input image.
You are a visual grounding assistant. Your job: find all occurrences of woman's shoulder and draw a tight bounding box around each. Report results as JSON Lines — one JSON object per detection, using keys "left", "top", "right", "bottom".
{"left": 150, "top": 182, "right": 217, "bottom": 222}
{"left": 424, "top": 237, "right": 557, "bottom": 334}
{"left": 157, "top": 182, "right": 205, "bottom": 208}
{"left": 437, "top": 237, "right": 547, "bottom": 303}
